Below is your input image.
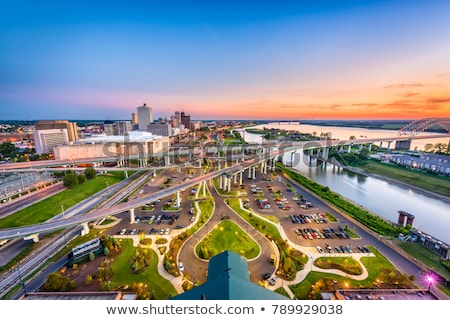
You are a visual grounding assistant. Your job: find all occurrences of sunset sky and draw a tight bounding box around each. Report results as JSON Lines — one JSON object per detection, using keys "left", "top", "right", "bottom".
{"left": 1, "top": 0, "right": 450, "bottom": 121}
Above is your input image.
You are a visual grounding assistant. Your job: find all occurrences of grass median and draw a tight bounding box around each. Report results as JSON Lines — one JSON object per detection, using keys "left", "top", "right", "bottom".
{"left": 0, "top": 172, "right": 125, "bottom": 229}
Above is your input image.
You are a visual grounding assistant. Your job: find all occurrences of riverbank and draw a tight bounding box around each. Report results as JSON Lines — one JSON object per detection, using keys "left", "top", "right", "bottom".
{"left": 340, "top": 165, "right": 450, "bottom": 205}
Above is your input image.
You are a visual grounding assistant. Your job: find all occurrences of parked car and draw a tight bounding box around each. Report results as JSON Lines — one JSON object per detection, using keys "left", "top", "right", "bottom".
{"left": 262, "top": 272, "right": 271, "bottom": 280}
{"left": 268, "top": 276, "right": 278, "bottom": 286}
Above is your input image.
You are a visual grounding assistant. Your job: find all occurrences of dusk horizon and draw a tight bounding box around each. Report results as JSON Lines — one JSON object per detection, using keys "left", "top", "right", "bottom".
{"left": 2, "top": 1, "right": 450, "bottom": 120}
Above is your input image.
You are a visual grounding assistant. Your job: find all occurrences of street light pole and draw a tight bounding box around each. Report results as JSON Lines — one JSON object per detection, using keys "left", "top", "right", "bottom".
{"left": 61, "top": 204, "right": 65, "bottom": 218}
{"left": 17, "top": 266, "right": 26, "bottom": 294}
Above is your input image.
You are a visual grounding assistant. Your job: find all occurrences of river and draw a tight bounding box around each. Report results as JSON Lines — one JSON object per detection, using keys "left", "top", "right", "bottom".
{"left": 239, "top": 123, "right": 450, "bottom": 244}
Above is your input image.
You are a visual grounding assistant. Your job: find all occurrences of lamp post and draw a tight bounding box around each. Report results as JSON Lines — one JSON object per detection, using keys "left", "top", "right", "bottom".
{"left": 425, "top": 272, "right": 436, "bottom": 292}
{"left": 61, "top": 204, "right": 65, "bottom": 218}
{"left": 17, "top": 266, "right": 26, "bottom": 294}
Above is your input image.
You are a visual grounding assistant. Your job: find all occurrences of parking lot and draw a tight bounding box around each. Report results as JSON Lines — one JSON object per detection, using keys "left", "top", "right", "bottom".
{"left": 107, "top": 168, "right": 198, "bottom": 238}
{"left": 243, "top": 171, "right": 370, "bottom": 254}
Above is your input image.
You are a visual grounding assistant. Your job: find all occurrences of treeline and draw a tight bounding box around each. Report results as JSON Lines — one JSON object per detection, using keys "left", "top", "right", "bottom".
{"left": 56, "top": 167, "right": 97, "bottom": 188}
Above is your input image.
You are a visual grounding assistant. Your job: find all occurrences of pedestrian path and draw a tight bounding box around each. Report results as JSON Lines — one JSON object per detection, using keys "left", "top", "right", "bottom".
{"left": 124, "top": 181, "right": 374, "bottom": 298}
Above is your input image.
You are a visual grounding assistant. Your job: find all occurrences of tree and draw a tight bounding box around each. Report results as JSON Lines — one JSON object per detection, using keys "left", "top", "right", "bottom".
{"left": 89, "top": 251, "right": 95, "bottom": 262}
{"left": 63, "top": 172, "right": 79, "bottom": 188}
{"left": 359, "top": 147, "right": 370, "bottom": 160}
{"left": 85, "top": 166, "right": 96, "bottom": 180}
{"left": 77, "top": 174, "right": 86, "bottom": 184}
{"left": 349, "top": 135, "right": 356, "bottom": 140}
{"left": 433, "top": 142, "right": 448, "bottom": 154}
{"left": 42, "top": 272, "right": 76, "bottom": 292}
{"left": 424, "top": 143, "right": 434, "bottom": 153}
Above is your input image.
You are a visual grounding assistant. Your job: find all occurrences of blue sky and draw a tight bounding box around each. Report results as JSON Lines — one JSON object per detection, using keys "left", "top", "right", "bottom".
{"left": 1, "top": 0, "right": 450, "bottom": 120}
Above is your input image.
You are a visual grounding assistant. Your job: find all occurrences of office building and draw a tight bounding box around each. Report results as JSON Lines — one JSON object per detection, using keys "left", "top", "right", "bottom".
{"left": 137, "top": 103, "right": 153, "bottom": 131}
{"left": 180, "top": 112, "right": 191, "bottom": 130}
{"left": 34, "top": 128, "right": 69, "bottom": 154}
{"left": 53, "top": 131, "right": 170, "bottom": 161}
{"left": 172, "top": 111, "right": 181, "bottom": 128}
{"left": 103, "top": 121, "right": 133, "bottom": 136}
{"left": 34, "top": 120, "right": 79, "bottom": 141}
{"left": 147, "top": 123, "right": 172, "bottom": 137}
{"left": 131, "top": 112, "right": 138, "bottom": 125}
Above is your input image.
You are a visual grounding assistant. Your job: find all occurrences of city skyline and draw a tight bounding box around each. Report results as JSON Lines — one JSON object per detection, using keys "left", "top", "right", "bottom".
{"left": 1, "top": 1, "right": 450, "bottom": 121}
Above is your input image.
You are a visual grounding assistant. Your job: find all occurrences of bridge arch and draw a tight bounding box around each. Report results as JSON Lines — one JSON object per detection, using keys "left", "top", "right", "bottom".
{"left": 398, "top": 117, "right": 450, "bottom": 136}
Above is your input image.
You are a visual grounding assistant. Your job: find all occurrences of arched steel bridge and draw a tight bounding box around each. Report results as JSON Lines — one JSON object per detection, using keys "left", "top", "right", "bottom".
{"left": 398, "top": 117, "right": 450, "bottom": 136}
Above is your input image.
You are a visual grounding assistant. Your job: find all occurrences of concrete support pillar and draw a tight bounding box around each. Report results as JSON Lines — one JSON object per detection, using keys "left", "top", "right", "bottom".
{"left": 324, "top": 147, "right": 329, "bottom": 160}
{"left": 248, "top": 167, "right": 252, "bottom": 179}
{"left": 219, "top": 175, "right": 223, "bottom": 189}
{"left": 124, "top": 171, "right": 128, "bottom": 179}
{"left": 264, "top": 160, "right": 267, "bottom": 174}
{"left": 165, "top": 155, "right": 170, "bottom": 166}
{"left": 227, "top": 177, "right": 231, "bottom": 192}
{"left": 129, "top": 207, "right": 135, "bottom": 224}
{"left": 359, "top": 144, "right": 363, "bottom": 151}
{"left": 387, "top": 141, "right": 392, "bottom": 152}
{"left": 368, "top": 143, "right": 372, "bottom": 151}
{"left": 81, "top": 222, "right": 90, "bottom": 236}
{"left": 260, "top": 161, "right": 264, "bottom": 173}
{"left": 222, "top": 176, "right": 227, "bottom": 190}
{"left": 176, "top": 191, "right": 181, "bottom": 208}
{"left": 24, "top": 233, "right": 39, "bottom": 243}
{"left": 239, "top": 171, "right": 243, "bottom": 185}
{"left": 203, "top": 180, "right": 207, "bottom": 197}
{"left": 252, "top": 166, "right": 256, "bottom": 179}
{"left": 234, "top": 172, "right": 237, "bottom": 184}
{"left": 347, "top": 144, "right": 352, "bottom": 153}
{"left": 380, "top": 141, "right": 383, "bottom": 148}
{"left": 339, "top": 146, "right": 343, "bottom": 153}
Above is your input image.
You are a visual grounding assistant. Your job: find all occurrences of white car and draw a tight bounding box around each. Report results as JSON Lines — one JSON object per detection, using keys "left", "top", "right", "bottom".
{"left": 268, "top": 276, "right": 278, "bottom": 286}
{"left": 179, "top": 262, "right": 184, "bottom": 272}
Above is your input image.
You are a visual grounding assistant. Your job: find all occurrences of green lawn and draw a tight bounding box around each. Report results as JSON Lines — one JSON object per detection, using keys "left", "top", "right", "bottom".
{"left": 195, "top": 220, "right": 260, "bottom": 259}
{"left": 398, "top": 240, "right": 450, "bottom": 279}
{"left": 289, "top": 246, "right": 416, "bottom": 299}
{"left": 111, "top": 239, "right": 178, "bottom": 299}
{"left": 0, "top": 172, "right": 125, "bottom": 229}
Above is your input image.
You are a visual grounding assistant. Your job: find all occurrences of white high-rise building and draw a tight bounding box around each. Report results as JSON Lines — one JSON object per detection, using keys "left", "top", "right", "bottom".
{"left": 137, "top": 103, "right": 153, "bottom": 131}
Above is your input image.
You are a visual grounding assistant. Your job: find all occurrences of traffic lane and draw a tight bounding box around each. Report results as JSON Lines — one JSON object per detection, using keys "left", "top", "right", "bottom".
{"left": 0, "top": 239, "right": 34, "bottom": 267}
{"left": 212, "top": 188, "right": 278, "bottom": 283}
{"left": 0, "top": 183, "right": 65, "bottom": 219}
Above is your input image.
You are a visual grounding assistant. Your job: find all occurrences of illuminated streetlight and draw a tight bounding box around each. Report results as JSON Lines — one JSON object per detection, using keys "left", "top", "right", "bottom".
{"left": 424, "top": 272, "right": 437, "bottom": 291}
